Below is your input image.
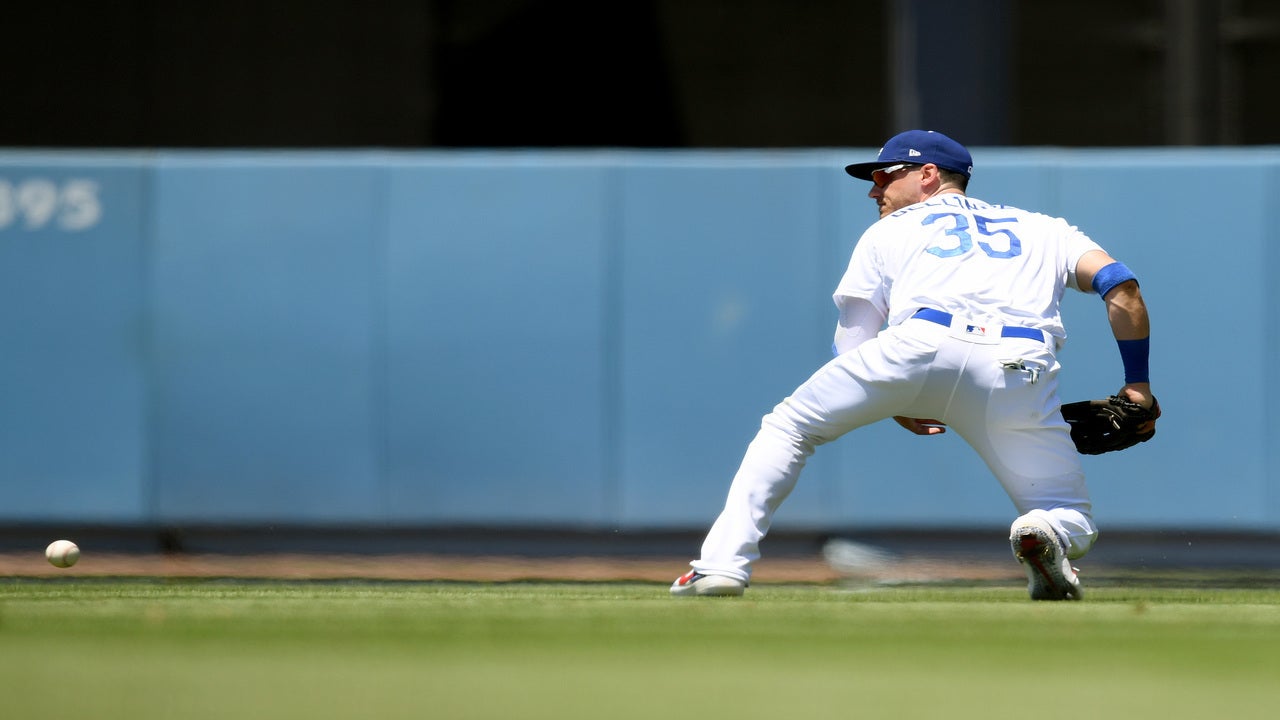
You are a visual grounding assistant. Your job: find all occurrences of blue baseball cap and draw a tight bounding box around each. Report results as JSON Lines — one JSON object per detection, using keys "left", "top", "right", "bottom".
{"left": 844, "top": 130, "right": 973, "bottom": 180}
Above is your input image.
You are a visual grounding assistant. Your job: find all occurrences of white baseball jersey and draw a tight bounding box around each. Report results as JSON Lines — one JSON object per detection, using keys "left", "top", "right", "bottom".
{"left": 835, "top": 194, "right": 1103, "bottom": 343}
{"left": 688, "top": 194, "right": 1105, "bottom": 584}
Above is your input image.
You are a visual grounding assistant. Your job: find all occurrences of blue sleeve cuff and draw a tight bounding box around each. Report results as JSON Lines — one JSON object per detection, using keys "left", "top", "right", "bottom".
{"left": 1092, "top": 261, "right": 1138, "bottom": 298}
{"left": 1117, "top": 337, "right": 1150, "bottom": 384}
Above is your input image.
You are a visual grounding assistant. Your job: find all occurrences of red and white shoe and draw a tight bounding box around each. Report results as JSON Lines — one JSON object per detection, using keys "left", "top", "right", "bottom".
{"left": 1010, "top": 515, "right": 1083, "bottom": 601}
{"left": 670, "top": 569, "right": 746, "bottom": 597}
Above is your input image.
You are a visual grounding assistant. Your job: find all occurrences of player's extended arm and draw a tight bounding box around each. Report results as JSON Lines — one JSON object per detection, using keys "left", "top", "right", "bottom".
{"left": 1074, "top": 250, "right": 1158, "bottom": 432}
{"left": 832, "top": 296, "right": 885, "bottom": 355}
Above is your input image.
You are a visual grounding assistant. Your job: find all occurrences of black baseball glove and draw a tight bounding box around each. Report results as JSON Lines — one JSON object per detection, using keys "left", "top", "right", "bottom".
{"left": 1060, "top": 395, "right": 1161, "bottom": 455}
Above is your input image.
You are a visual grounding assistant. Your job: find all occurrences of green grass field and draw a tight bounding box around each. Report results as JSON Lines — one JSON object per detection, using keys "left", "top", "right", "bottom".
{"left": 2, "top": 579, "right": 1278, "bottom": 719}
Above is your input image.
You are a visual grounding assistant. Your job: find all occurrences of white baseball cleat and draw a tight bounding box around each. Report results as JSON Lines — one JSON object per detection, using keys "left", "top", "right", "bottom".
{"left": 670, "top": 570, "right": 746, "bottom": 597}
{"left": 1010, "top": 515, "right": 1083, "bottom": 601}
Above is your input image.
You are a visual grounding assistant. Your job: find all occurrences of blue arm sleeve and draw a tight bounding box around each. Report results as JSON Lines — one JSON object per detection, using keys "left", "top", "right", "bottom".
{"left": 1117, "top": 337, "right": 1150, "bottom": 384}
{"left": 1091, "top": 261, "right": 1137, "bottom": 298}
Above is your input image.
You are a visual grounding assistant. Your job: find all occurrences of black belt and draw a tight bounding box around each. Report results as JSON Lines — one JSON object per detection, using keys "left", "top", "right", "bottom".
{"left": 912, "top": 308, "right": 1046, "bottom": 342}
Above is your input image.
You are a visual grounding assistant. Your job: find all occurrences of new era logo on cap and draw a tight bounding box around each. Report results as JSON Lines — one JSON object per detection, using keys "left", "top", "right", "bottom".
{"left": 845, "top": 129, "right": 973, "bottom": 181}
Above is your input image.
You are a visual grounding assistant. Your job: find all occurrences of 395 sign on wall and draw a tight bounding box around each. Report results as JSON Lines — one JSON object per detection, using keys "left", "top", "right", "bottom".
{"left": 0, "top": 178, "right": 103, "bottom": 232}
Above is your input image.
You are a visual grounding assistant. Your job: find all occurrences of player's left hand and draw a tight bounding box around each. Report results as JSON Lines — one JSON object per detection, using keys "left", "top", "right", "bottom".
{"left": 1116, "top": 382, "right": 1159, "bottom": 435}
{"left": 1060, "top": 391, "right": 1160, "bottom": 455}
{"left": 893, "top": 416, "right": 947, "bottom": 435}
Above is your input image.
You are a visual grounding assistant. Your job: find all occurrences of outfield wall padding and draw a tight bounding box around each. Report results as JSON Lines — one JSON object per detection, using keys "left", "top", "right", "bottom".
{"left": 1, "top": 148, "right": 1275, "bottom": 532}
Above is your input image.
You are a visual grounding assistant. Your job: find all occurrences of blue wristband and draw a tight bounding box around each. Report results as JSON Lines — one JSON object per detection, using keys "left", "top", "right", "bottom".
{"left": 1117, "top": 337, "right": 1150, "bottom": 384}
{"left": 1091, "top": 261, "right": 1138, "bottom": 298}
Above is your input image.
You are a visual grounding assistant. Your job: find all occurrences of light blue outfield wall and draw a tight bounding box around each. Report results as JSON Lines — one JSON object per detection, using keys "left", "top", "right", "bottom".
{"left": 0, "top": 156, "right": 149, "bottom": 521}
{"left": 0, "top": 148, "right": 1275, "bottom": 531}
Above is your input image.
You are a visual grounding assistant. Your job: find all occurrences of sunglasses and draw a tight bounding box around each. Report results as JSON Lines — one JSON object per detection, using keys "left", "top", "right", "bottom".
{"left": 871, "top": 163, "right": 920, "bottom": 186}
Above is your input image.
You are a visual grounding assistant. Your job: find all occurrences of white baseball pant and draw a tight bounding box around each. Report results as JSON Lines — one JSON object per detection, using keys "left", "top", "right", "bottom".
{"left": 691, "top": 315, "right": 1096, "bottom": 583}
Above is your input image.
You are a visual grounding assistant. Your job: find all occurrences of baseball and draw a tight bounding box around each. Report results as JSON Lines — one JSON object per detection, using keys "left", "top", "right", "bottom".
{"left": 45, "top": 539, "right": 80, "bottom": 568}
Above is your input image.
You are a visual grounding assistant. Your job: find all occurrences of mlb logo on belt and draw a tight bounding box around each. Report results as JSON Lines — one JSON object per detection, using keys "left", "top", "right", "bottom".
{"left": 965, "top": 324, "right": 990, "bottom": 337}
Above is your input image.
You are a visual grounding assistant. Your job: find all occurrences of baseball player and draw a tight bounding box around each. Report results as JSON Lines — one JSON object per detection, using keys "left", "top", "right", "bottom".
{"left": 671, "top": 130, "right": 1157, "bottom": 600}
